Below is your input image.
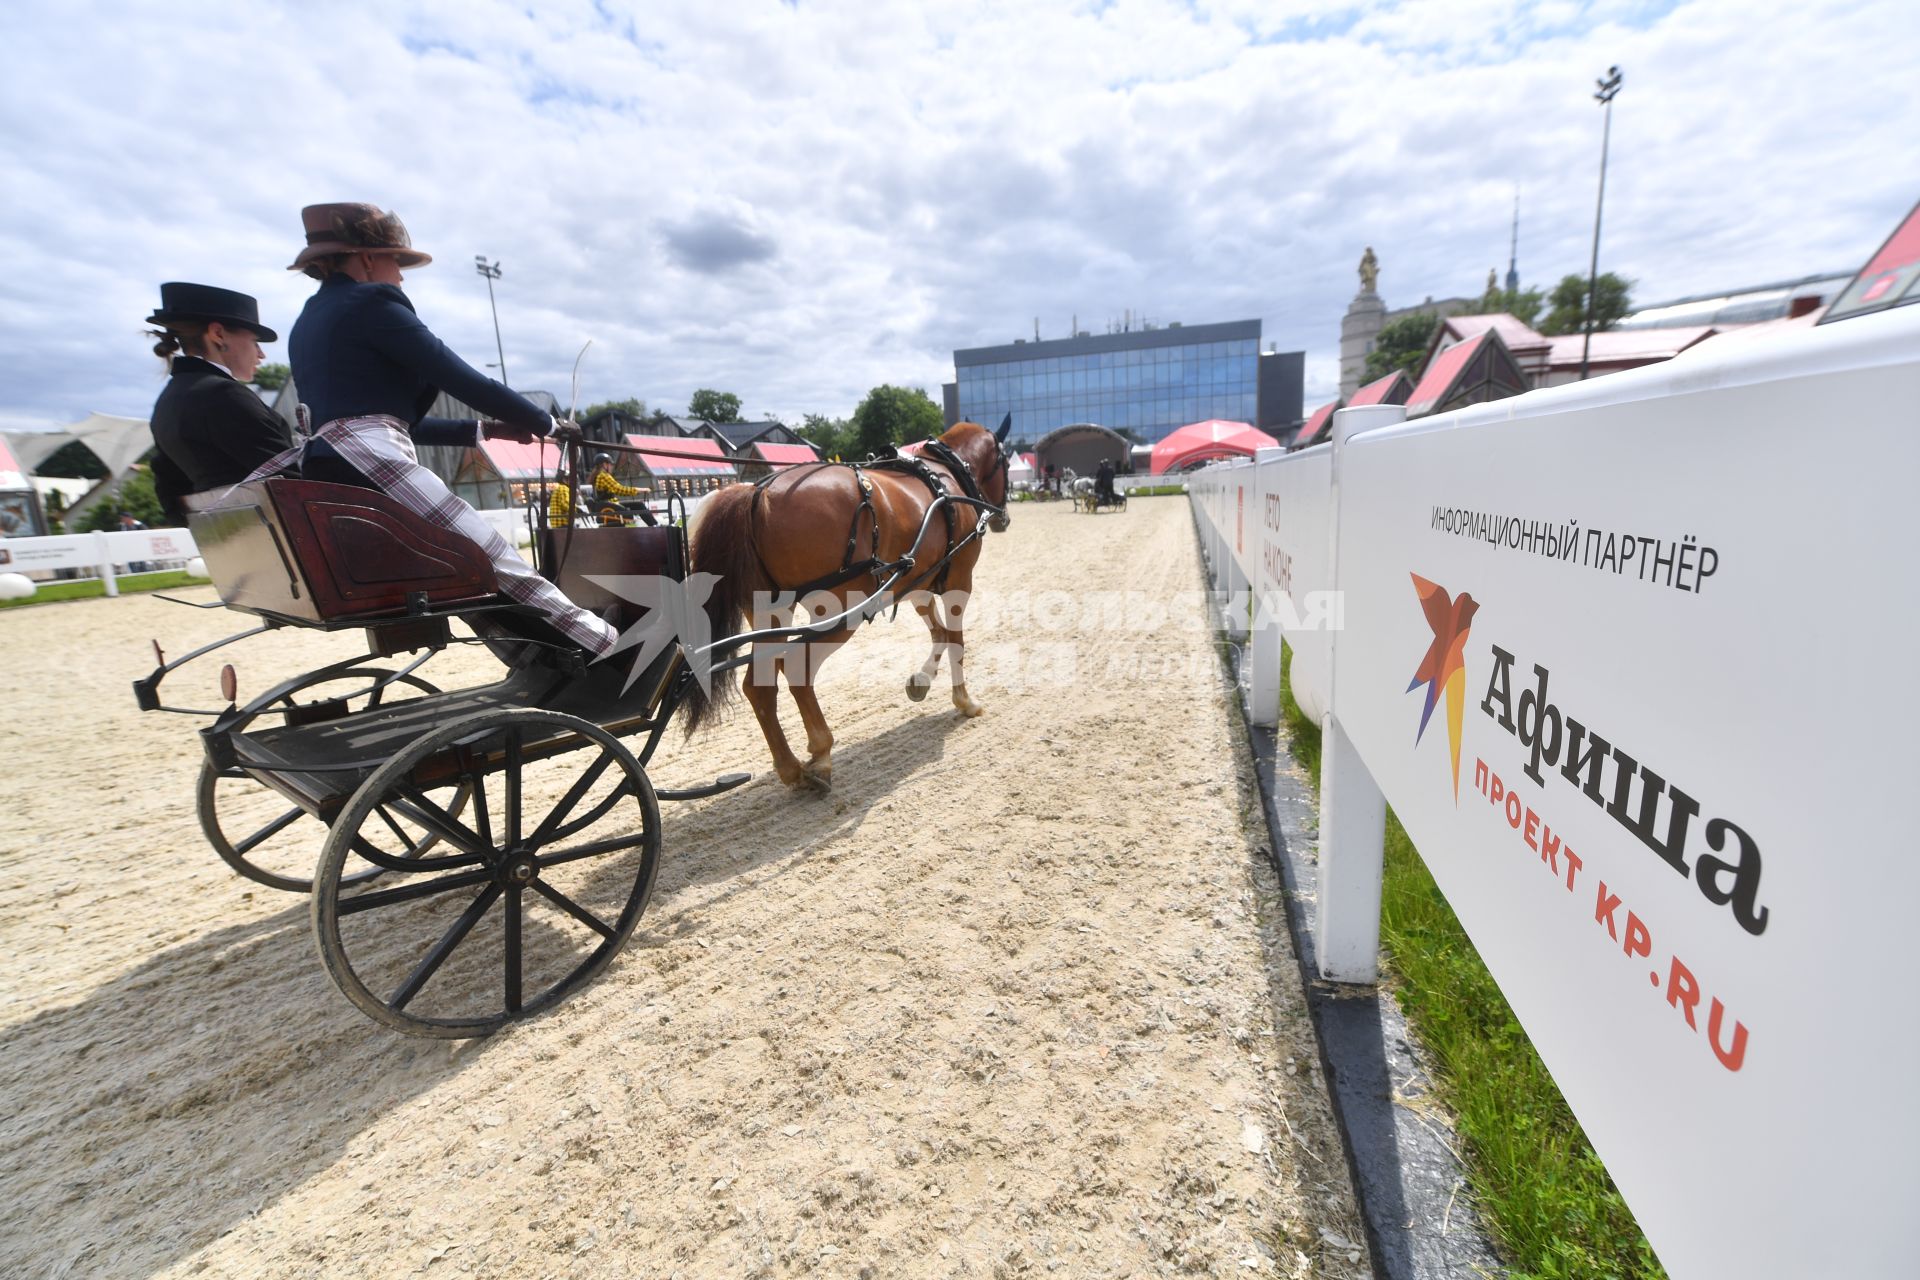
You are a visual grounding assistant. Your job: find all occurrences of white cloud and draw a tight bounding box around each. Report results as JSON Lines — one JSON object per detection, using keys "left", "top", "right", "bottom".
{"left": 0, "top": 0, "right": 1910, "bottom": 433}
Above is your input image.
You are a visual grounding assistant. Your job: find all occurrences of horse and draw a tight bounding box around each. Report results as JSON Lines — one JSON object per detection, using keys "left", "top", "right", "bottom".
{"left": 684, "top": 420, "right": 1013, "bottom": 790}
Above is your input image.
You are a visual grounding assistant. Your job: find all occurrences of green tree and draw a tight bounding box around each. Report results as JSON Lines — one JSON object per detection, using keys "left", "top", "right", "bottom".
{"left": 1364, "top": 312, "right": 1441, "bottom": 383}
{"left": 253, "top": 362, "right": 291, "bottom": 391}
{"left": 687, "top": 389, "right": 743, "bottom": 423}
{"left": 76, "top": 467, "right": 164, "bottom": 532}
{"left": 799, "top": 412, "right": 856, "bottom": 460}
{"left": 38, "top": 439, "right": 107, "bottom": 480}
{"left": 1475, "top": 280, "right": 1546, "bottom": 329}
{"left": 1539, "top": 272, "right": 1634, "bottom": 336}
{"left": 850, "top": 385, "right": 944, "bottom": 459}
{"left": 580, "top": 397, "right": 648, "bottom": 421}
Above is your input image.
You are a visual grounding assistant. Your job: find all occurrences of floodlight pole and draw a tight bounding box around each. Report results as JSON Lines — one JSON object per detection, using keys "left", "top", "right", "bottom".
{"left": 474, "top": 256, "right": 507, "bottom": 386}
{"left": 1580, "top": 66, "right": 1623, "bottom": 381}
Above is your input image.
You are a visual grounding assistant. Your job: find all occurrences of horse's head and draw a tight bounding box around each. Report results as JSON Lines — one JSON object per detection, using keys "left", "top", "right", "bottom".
{"left": 945, "top": 415, "right": 1014, "bottom": 532}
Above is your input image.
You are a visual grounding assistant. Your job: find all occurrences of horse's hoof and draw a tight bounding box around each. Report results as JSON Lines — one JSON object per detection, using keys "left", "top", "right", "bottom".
{"left": 798, "top": 767, "right": 832, "bottom": 793}
{"left": 954, "top": 699, "right": 985, "bottom": 719}
{"left": 906, "top": 674, "right": 932, "bottom": 702}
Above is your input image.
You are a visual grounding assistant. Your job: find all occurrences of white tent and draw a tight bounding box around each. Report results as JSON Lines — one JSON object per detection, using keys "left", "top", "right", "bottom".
{"left": 2, "top": 414, "right": 154, "bottom": 529}
{"left": 33, "top": 413, "right": 153, "bottom": 475}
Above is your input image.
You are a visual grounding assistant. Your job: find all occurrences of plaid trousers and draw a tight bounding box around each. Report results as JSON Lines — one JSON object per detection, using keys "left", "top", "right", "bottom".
{"left": 239, "top": 415, "right": 615, "bottom": 656}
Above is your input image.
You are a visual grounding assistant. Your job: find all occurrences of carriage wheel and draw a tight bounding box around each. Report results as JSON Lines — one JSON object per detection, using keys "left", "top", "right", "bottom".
{"left": 198, "top": 665, "right": 465, "bottom": 893}
{"left": 312, "top": 708, "right": 661, "bottom": 1038}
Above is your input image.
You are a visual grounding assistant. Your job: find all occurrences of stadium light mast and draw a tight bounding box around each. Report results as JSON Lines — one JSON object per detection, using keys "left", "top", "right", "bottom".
{"left": 474, "top": 255, "right": 507, "bottom": 385}
{"left": 1580, "top": 66, "right": 1624, "bottom": 381}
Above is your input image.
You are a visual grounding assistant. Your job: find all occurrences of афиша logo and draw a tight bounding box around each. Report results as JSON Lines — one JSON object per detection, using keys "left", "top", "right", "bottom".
{"left": 1407, "top": 574, "right": 1478, "bottom": 800}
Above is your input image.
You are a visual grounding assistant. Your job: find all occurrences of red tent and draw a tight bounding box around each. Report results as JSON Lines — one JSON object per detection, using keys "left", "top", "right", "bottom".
{"left": 1149, "top": 419, "right": 1281, "bottom": 474}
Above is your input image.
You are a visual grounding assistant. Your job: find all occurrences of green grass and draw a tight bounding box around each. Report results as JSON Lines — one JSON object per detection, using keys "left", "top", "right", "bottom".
{"left": 1277, "top": 642, "right": 1665, "bottom": 1280}
{"left": 0, "top": 570, "right": 211, "bottom": 609}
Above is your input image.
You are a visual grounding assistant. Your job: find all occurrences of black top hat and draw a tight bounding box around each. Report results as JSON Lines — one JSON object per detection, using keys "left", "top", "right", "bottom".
{"left": 146, "top": 282, "right": 278, "bottom": 342}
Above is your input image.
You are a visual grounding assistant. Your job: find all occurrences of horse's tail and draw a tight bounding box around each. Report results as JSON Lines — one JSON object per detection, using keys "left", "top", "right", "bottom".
{"left": 682, "top": 483, "right": 765, "bottom": 737}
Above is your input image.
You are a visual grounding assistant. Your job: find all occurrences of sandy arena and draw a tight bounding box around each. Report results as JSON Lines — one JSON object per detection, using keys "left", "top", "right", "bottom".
{"left": 0, "top": 498, "right": 1367, "bottom": 1278}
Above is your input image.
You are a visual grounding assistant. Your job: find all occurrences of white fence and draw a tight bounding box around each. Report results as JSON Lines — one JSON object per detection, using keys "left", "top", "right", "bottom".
{"left": 0, "top": 527, "right": 202, "bottom": 595}
{"left": 1189, "top": 303, "right": 1920, "bottom": 1280}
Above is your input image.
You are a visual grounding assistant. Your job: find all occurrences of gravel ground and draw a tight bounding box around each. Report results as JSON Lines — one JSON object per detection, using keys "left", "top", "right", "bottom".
{"left": 0, "top": 497, "right": 1367, "bottom": 1278}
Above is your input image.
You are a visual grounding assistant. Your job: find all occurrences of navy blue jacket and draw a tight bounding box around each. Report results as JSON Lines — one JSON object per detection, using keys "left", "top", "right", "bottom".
{"left": 289, "top": 274, "right": 549, "bottom": 444}
{"left": 148, "top": 356, "right": 294, "bottom": 523}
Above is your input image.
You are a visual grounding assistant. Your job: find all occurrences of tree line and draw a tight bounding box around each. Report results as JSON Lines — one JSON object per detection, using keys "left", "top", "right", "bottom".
{"left": 578, "top": 385, "right": 946, "bottom": 463}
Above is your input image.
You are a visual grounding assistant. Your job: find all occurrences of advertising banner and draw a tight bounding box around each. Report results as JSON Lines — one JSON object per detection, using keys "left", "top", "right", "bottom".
{"left": 0, "top": 528, "right": 199, "bottom": 573}
{"left": 0, "top": 533, "right": 100, "bottom": 571}
{"left": 1257, "top": 447, "right": 1332, "bottom": 720}
{"left": 1329, "top": 306, "right": 1920, "bottom": 1278}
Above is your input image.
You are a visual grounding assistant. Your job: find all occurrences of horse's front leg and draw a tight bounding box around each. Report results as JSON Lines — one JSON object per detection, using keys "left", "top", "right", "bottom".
{"left": 742, "top": 640, "right": 810, "bottom": 789}
{"left": 938, "top": 582, "right": 984, "bottom": 718}
{"left": 780, "top": 626, "right": 850, "bottom": 790}
{"left": 906, "top": 590, "right": 948, "bottom": 702}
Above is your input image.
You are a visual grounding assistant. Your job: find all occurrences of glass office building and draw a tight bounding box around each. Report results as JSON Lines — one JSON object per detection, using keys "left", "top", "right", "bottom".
{"left": 950, "top": 319, "right": 1263, "bottom": 445}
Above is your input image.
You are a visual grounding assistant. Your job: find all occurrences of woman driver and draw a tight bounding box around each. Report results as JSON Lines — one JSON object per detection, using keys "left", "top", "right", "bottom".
{"left": 283, "top": 202, "right": 614, "bottom": 657}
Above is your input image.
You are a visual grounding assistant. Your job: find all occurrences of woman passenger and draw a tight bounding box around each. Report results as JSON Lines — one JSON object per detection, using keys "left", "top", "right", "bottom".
{"left": 144, "top": 283, "right": 292, "bottom": 523}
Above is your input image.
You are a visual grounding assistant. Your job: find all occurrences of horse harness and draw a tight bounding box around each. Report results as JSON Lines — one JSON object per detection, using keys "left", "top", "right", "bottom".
{"left": 751, "top": 444, "right": 991, "bottom": 601}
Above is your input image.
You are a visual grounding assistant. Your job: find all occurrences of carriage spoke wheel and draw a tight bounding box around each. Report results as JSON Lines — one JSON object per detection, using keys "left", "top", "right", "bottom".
{"left": 312, "top": 708, "right": 661, "bottom": 1038}
{"left": 198, "top": 665, "right": 464, "bottom": 893}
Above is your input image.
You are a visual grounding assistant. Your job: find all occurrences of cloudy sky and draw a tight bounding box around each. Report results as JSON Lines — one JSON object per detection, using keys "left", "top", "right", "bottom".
{"left": 1, "top": 0, "right": 1911, "bottom": 432}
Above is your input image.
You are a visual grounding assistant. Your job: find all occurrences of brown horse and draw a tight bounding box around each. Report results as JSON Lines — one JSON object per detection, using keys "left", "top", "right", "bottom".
{"left": 685, "top": 420, "right": 1012, "bottom": 790}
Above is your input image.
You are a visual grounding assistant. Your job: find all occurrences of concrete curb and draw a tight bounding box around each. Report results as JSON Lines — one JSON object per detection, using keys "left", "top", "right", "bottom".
{"left": 1244, "top": 714, "right": 1506, "bottom": 1280}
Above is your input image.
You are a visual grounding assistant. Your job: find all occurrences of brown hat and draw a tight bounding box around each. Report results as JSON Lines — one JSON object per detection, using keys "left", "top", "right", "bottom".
{"left": 288, "top": 203, "right": 433, "bottom": 271}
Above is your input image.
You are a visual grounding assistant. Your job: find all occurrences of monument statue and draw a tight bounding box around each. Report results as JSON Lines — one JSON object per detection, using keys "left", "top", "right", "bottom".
{"left": 1358, "top": 246, "right": 1379, "bottom": 294}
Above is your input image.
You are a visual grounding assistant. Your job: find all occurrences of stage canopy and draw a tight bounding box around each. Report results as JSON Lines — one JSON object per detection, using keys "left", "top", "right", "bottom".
{"left": 1150, "top": 419, "right": 1280, "bottom": 474}
{"left": 1034, "top": 423, "right": 1128, "bottom": 476}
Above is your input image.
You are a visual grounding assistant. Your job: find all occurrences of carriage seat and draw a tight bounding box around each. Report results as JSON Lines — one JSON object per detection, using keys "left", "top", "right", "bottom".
{"left": 190, "top": 478, "right": 500, "bottom": 625}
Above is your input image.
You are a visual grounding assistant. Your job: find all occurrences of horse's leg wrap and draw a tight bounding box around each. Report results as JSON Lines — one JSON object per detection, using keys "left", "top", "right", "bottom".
{"left": 908, "top": 592, "right": 945, "bottom": 702}
{"left": 938, "top": 588, "right": 984, "bottom": 718}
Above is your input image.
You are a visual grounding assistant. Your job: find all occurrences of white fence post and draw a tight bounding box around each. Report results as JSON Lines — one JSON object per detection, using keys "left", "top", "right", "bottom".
{"left": 1247, "top": 447, "right": 1282, "bottom": 726}
{"left": 1314, "top": 403, "right": 1406, "bottom": 984}
{"left": 93, "top": 530, "right": 119, "bottom": 597}
{"left": 1222, "top": 465, "right": 1249, "bottom": 639}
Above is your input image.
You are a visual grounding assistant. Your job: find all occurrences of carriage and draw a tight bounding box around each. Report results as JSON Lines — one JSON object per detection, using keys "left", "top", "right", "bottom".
{"left": 134, "top": 435, "right": 1001, "bottom": 1038}
{"left": 1072, "top": 473, "right": 1128, "bottom": 514}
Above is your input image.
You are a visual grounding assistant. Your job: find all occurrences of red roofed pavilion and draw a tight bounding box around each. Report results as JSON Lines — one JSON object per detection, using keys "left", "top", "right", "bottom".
{"left": 1404, "top": 329, "right": 1529, "bottom": 419}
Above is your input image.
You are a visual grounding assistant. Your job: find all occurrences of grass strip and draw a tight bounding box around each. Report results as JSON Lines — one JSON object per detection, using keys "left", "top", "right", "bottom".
{"left": 1278, "top": 641, "right": 1664, "bottom": 1280}
{"left": 0, "top": 570, "right": 211, "bottom": 610}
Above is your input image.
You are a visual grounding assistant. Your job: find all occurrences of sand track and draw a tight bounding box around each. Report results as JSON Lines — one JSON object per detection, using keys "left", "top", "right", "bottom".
{"left": 0, "top": 498, "right": 1365, "bottom": 1278}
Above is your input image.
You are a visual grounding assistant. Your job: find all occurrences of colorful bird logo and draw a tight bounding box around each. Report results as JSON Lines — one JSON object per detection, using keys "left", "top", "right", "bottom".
{"left": 1407, "top": 574, "right": 1478, "bottom": 801}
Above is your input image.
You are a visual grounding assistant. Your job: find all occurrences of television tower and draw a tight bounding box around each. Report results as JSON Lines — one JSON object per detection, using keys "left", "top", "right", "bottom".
{"left": 1504, "top": 188, "right": 1520, "bottom": 295}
